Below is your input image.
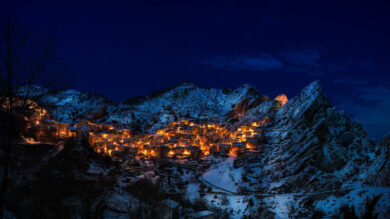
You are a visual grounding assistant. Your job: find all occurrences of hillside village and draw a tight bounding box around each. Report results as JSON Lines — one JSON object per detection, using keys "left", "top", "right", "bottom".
{"left": 3, "top": 81, "right": 390, "bottom": 218}
{"left": 26, "top": 100, "right": 272, "bottom": 162}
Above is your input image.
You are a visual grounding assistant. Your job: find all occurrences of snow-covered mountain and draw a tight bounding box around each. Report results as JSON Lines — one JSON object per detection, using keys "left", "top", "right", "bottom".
{"left": 39, "top": 89, "right": 116, "bottom": 123}
{"left": 13, "top": 81, "right": 390, "bottom": 218}
{"left": 112, "top": 82, "right": 266, "bottom": 131}
{"left": 153, "top": 81, "right": 389, "bottom": 218}
{"left": 33, "top": 81, "right": 268, "bottom": 132}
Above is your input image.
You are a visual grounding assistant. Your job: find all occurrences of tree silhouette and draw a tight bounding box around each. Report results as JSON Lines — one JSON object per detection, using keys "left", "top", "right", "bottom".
{"left": 0, "top": 14, "right": 70, "bottom": 217}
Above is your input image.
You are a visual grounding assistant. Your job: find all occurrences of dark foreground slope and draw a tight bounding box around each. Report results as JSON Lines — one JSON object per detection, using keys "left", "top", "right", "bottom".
{"left": 3, "top": 140, "right": 168, "bottom": 218}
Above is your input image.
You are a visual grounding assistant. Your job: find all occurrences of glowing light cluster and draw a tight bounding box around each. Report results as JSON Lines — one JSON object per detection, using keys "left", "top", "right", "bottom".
{"left": 23, "top": 101, "right": 270, "bottom": 159}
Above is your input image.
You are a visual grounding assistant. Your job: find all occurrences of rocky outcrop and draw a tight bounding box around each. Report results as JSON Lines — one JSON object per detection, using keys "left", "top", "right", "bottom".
{"left": 240, "top": 81, "right": 383, "bottom": 194}
{"left": 369, "top": 133, "right": 390, "bottom": 186}
{"left": 226, "top": 94, "right": 270, "bottom": 125}
{"left": 274, "top": 94, "right": 288, "bottom": 107}
{"left": 381, "top": 132, "right": 390, "bottom": 152}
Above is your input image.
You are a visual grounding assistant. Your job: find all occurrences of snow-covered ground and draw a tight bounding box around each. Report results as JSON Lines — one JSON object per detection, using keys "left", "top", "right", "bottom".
{"left": 185, "top": 183, "right": 200, "bottom": 203}
{"left": 316, "top": 187, "right": 390, "bottom": 218}
{"left": 204, "top": 194, "right": 251, "bottom": 218}
{"left": 202, "top": 157, "right": 243, "bottom": 193}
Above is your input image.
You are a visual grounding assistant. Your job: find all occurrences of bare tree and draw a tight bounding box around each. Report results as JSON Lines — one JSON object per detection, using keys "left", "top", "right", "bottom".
{"left": 0, "top": 15, "right": 70, "bottom": 217}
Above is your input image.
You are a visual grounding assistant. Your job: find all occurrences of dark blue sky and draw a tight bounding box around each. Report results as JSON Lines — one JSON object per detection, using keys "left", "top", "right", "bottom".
{"left": 1, "top": 0, "right": 390, "bottom": 138}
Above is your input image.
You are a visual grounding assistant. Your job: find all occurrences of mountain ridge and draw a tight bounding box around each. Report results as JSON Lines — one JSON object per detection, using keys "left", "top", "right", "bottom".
{"left": 7, "top": 80, "right": 390, "bottom": 218}
{"left": 29, "top": 81, "right": 266, "bottom": 131}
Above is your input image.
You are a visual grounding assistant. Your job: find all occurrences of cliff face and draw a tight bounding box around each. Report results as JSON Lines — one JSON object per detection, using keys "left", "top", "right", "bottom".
{"left": 259, "top": 81, "right": 381, "bottom": 190}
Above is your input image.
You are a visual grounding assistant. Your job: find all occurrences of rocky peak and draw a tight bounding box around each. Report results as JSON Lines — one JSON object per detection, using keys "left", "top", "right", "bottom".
{"left": 172, "top": 81, "right": 201, "bottom": 90}
{"left": 17, "top": 85, "right": 49, "bottom": 97}
{"left": 235, "top": 83, "right": 259, "bottom": 97}
{"left": 381, "top": 132, "right": 390, "bottom": 147}
{"left": 300, "top": 80, "right": 322, "bottom": 102}
{"left": 256, "top": 80, "right": 381, "bottom": 194}
{"left": 273, "top": 80, "right": 331, "bottom": 128}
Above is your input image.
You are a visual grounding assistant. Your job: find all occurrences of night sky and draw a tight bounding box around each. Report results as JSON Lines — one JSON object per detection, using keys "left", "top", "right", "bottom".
{"left": 1, "top": 0, "right": 390, "bottom": 138}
